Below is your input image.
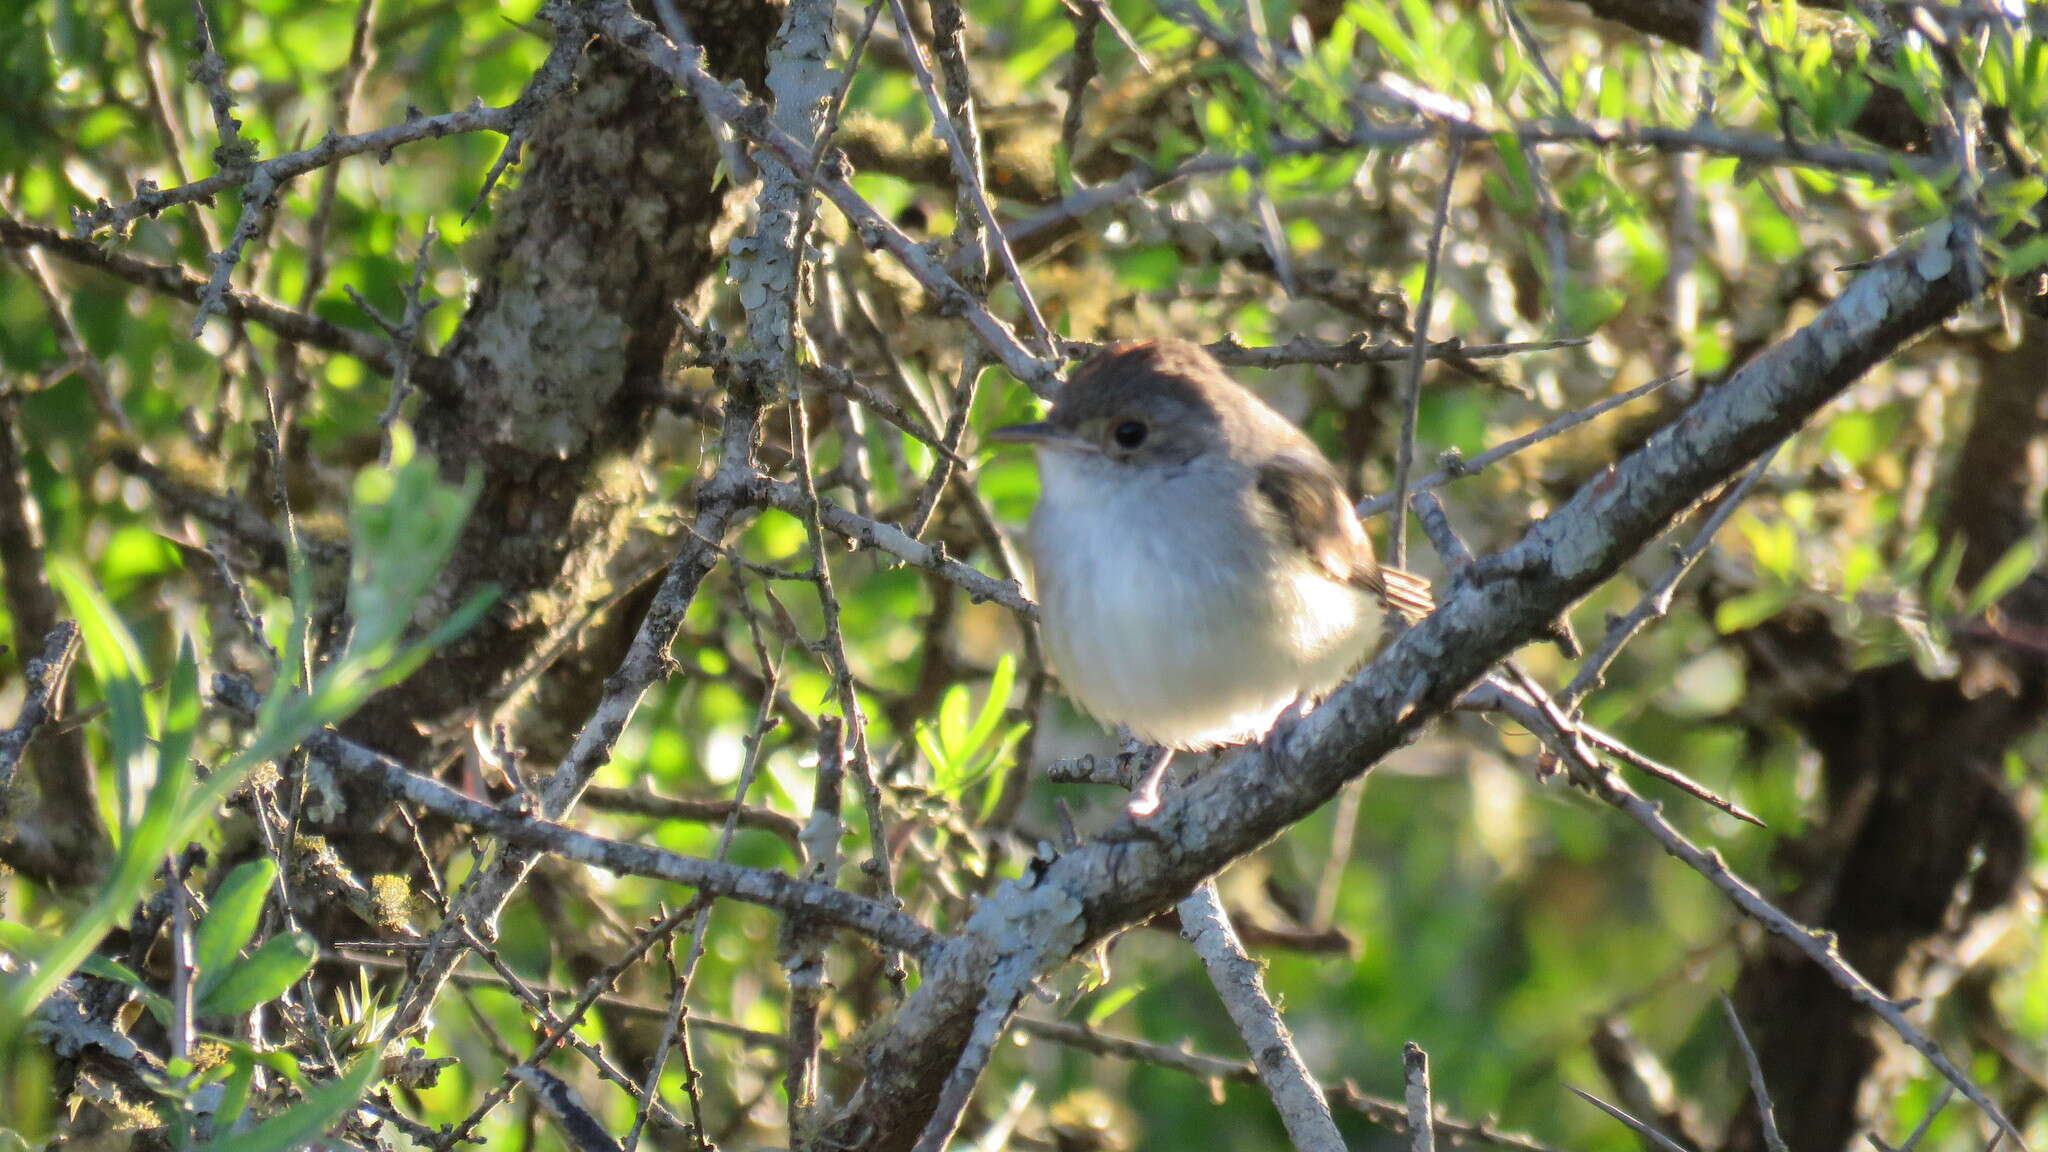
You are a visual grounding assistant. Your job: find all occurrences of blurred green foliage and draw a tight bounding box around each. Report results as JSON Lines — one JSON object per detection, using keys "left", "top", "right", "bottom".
{"left": 2, "top": 0, "right": 2045, "bottom": 1149}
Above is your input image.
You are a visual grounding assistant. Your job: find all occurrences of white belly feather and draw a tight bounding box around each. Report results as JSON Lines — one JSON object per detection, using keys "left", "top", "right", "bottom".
{"left": 1028, "top": 453, "right": 1380, "bottom": 750}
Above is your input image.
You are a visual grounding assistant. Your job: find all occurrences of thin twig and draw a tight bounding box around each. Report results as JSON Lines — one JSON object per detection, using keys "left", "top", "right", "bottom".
{"left": 1014, "top": 1016, "right": 1567, "bottom": 1152}
{"left": 298, "top": 0, "right": 380, "bottom": 304}
{"left": 1007, "top": 107, "right": 1937, "bottom": 266}
{"left": 185, "top": 0, "right": 251, "bottom": 168}
{"left": 592, "top": 0, "right": 1059, "bottom": 395}
{"left": 1311, "top": 778, "right": 1363, "bottom": 931}
{"left": 1056, "top": 0, "right": 1102, "bottom": 161}
{"left": 1561, "top": 445, "right": 1778, "bottom": 707}
{"left": 1357, "top": 371, "right": 1681, "bottom": 518}
{"left": 379, "top": 370, "right": 765, "bottom": 1042}
{"left": 1661, "top": 0, "right": 1720, "bottom": 375}
{"left": 69, "top": 32, "right": 578, "bottom": 242}
{"left": 784, "top": 717, "right": 845, "bottom": 1146}
{"left": 1720, "top": 996, "right": 1789, "bottom": 1152}
{"left": 0, "top": 217, "right": 449, "bottom": 386}
{"left": 210, "top": 675, "right": 937, "bottom": 954}
{"left": 906, "top": 354, "right": 985, "bottom": 538}
{"left": 0, "top": 214, "right": 136, "bottom": 437}
{"left": 165, "top": 864, "right": 196, "bottom": 1064}
{"left": 1192, "top": 333, "right": 1587, "bottom": 369}
{"left": 622, "top": 927, "right": 700, "bottom": 1152}
{"left": 1888, "top": 1086, "right": 1955, "bottom": 1152}
{"left": 785, "top": 378, "right": 903, "bottom": 990}
{"left": 1568, "top": 1085, "right": 1694, "bottom": 1152}
{"left": 660, "top": 648, "right": 784, "bottom": 1082}
{"left": 1391, "top": 138, "right": 1464, "bottom": 569}
{"left": 671, "top": 936, "right": 716, "bottom": 1152}
{"left": 443, "top": 917, "right": 694, "bottom": 1147}
{"left": 371, "top": 223, "right": 442, "bottom": 459}
{"left": 1529, "top": 699, "right": 2019, "bottom": 1145}
{"left": 748, "top": 475, "right": 1036, "bottom": 617}
{"left": 581, "top": 786, "right": 803, "bottom": 853}
{"left": 908, "top": 962, "right": 1038, "bottom": 1152}
{"left": 510, "top": 1065, "right": 629, "bottom": 1152}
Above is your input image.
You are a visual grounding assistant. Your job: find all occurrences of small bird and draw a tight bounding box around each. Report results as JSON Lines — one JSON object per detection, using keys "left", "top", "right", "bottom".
{"left": 992, "top": 339, "right": 1433, "bottom": 816}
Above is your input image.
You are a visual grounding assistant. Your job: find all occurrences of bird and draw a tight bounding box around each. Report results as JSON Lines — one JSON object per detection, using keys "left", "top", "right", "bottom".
{"left": 991, "top": 338, "right": 1433, "bottom": 816}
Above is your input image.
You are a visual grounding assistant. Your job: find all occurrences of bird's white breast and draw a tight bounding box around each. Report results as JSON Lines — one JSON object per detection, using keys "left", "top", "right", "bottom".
{"left": 1027, "top": 451, "right": 1380, "bottom": 750}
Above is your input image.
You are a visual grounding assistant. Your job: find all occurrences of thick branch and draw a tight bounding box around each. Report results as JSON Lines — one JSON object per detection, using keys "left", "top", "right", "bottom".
{"left": 0, "top": 625, "right": 82, "bottom": 802}
{"left": 1179, "top": 882, "right": 1345, "bottom": 1152}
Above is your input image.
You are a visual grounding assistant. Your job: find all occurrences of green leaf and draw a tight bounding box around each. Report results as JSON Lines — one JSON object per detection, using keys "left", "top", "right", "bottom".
{"left": 51, "top": 559, "right": 150, "bottom": 828}
{"left": 1994, "top": 232, "right": 2048, "bottom": 279}
{"left": 1898, "top": 528, "right": 1940, "bottom": 578}
{"left": 3, "top": 443, "right": 486, "bottom": 1040}
{"left": 938, "top": 685, "right": 971, "bottom": 760}
{"left": 198, "top": 932, "right": 316, "bottom": 1017}
{"left": 213, "top": 1050, "right": 255, "bottom": 1131}
{"left": 975, "top": 762, "right": 1010, "bottom": 825}
{"left": 916, "top": 724, "right": 955, "bottom": 782}
{"left": 1714, "top": 588, "right": 1792, "bottom": 634}
{"left": 156, "top": 637, "right": 202, "bottom": 797}
{"left": 966, "top": 654, "right": 1019, "bottom": 757}
{"left": 974, "top": 722, "right": 1029, "bottom": 823}
{"left": 1964, "top": 537, "right": 2042, "bottom": 617}
{"left": 1348, "top": 0, "right": 1419, "bottom": 73}
{"left": 192, "top": 860, "right": 276, "bottom": 1005}
{"left": 1492, "top": 130, "right": 1533, "bottom": 205}
{"left": 0, "top": 922, "right": 41, "bottom": 955}
{"left": 1051, "top": 140, "right": 1075, "bottom": 198}
{"left": 1841, "top": 543, "right": 1884, "bottom": 601}
{"left": 1926, "top": 535, "right": 1966, "bottom": 611}
{"left": 1086, "top": 982, "right": 1142, "bottom": 1025}
{"left": 211, "top": 1038, "right": 310, "bottom": 1093}
{"left": 194, "top": 1052, "right": 378, "bottom": 1152}
{"left": 343, "top": 454, "right": 484, "bottom": 667}
{"left": 1739, "top": 514, "right": 1799, "bottom": 579}
{"left": 0, "top": 579, "right": 190, "bottom": 1038}
{"left": 0, "top": 924, "right": 155, "bottom": 1003}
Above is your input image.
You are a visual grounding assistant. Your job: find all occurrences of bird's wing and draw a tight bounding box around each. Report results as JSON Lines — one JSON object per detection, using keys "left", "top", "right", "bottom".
{"left": 1254, "top": 454, "right": 1434, "bottom": 621}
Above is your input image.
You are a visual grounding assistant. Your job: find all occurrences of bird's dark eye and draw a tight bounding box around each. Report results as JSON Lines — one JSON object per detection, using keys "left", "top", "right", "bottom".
{"left": 1112, "top": 420, "right": 1148, "bottom": 449}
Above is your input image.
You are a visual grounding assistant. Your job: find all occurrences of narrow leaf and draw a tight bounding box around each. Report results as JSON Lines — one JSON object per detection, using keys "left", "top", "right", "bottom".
{"left": 192, "top": 860, "right": 276, "bottom": 1004}
{"left": 194, "top": 1051, "right": 377, "bottom": 1152}
{"left": 198, "top": 932, "right": 316, "bottom": 1017}
{"left": 1964, "top": 537, "right": 2042, "bottom": 617}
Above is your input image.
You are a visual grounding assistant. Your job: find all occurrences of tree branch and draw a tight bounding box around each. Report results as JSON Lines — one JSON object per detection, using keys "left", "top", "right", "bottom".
{"left": 211, "top": 674, "right": 938, "bottom": 957}
{"left": 826, "top": 212, "right": 1989, "bottom": 1149}
{"left": 0, "top": 216, "right": 449, "bottom": 387}
{"left": 1179, "top": 882, "right": 1346, "bottom": 1152}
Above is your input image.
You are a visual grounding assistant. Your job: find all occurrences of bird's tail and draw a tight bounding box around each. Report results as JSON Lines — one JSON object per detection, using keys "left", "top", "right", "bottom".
{"left": 1381, "top": 565, "right": 1435, "bottom": 621}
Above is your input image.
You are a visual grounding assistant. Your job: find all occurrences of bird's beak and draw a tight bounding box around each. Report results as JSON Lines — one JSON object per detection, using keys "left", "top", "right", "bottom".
{"left": 988, "top": 421, "right": 1066, "bottom": 446}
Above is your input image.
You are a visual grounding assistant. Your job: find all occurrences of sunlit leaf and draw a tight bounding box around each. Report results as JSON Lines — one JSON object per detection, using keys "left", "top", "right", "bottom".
{"left": 198, "top": 933, "right": 317, "bottom": 1017}
{"left": 193, "top": 1052, "right": 377, "bottom": 1152}
{"left": 1964, "top": 537, "right": 2043, "bottom": 617}
{"left": 192, "top": 860, "right": 276, "bottom": 1005}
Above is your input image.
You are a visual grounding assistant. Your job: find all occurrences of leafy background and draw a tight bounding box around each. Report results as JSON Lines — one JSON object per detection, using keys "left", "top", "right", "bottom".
{"left": 1, "top": 0, "right": 2045, "bottom": 1149}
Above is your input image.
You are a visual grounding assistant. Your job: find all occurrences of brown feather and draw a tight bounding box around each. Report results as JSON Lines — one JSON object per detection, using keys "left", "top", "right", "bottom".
{"left": 1254, "top": 455, "right": 1433, "bottom": 620}
{"left": 1378, "top": 564, "right": 1436, "bottom": 620}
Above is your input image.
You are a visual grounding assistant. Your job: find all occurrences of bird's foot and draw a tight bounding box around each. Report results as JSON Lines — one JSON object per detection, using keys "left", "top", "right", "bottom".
{"left": 1123, "top": 748, "right": 1176, "bottom": 819}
